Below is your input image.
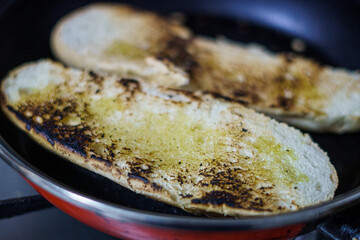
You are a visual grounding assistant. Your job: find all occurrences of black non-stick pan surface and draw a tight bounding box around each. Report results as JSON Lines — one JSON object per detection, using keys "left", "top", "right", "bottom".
{"left": 0, "top": 0, "right": 360, "bottom": 238}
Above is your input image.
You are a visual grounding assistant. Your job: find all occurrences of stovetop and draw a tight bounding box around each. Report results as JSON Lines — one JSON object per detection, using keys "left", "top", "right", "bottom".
{"left": 0, "top": 159, "right": 344, "bottom": 240}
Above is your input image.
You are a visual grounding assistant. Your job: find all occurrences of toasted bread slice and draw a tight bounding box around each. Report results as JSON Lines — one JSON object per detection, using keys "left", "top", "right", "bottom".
{"left": 1, "top": 59, "right": 337, "bottom": 217}
{"left": 188, "top": 37, "right": 360, "bottom": 133}
{"left": 51, "top": 3, "right": 193, "bottom": 87}
{"left": 51, "top": 4, "right": 360, "bottom": 133}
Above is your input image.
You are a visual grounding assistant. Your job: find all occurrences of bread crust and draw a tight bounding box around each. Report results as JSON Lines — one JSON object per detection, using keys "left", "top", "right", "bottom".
{"left": 1, "top": 60, "right": 338, "bottom": 217}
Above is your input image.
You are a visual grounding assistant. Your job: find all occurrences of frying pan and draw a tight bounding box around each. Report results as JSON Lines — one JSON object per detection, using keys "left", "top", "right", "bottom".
{"left": 0, "top": 0, "right": 360, "bottom": 239}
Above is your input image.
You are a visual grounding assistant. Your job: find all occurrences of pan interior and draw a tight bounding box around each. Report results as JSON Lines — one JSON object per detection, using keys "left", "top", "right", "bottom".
{"left": 0, "top": 0, "right": 359, "bottom": 217}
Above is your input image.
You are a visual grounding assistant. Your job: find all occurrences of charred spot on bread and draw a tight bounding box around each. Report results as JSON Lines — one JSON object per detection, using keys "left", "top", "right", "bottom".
{"left": 157, "top": 36, "right": 197, "bottom": 73}
{"left": 6, "top": 103, "right": 93, "bottom": 157}
{"left": 128, "top": 172, "right": 150, "bottom": 184}
{"left": 191, "top": 190, "right": 273, "bottom": 212}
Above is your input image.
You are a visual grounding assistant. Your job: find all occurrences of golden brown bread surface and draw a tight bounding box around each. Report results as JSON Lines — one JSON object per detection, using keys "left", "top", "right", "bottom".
{"left": 1, "top": 60, "right": 338, "bottom": 217}
{"left": 187, "top": 37, "right": 360, "bottom": 133}
{"left": 51, "top": 3, "right": 360, "bottom": 133}
{"left": 51, "top": 2, "right": 194, "bottom": 87}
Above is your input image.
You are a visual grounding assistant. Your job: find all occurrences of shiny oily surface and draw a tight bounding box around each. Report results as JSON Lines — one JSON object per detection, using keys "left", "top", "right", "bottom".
{"left": 11, "top": 74, "right": 306, "bottom": 188}
{"left": 105, "top": 41, "right": 149, "bottom": 59}
{"left": 1, "top": 60, "right": 319, "bottom": 216}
